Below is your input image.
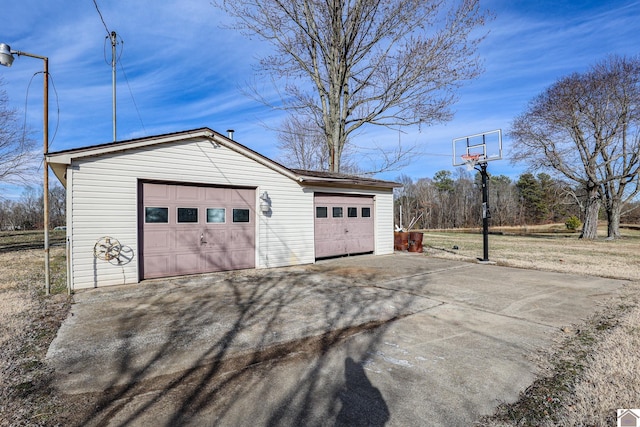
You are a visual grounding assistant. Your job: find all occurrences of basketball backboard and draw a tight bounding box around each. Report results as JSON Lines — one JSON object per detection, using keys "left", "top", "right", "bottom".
{"left": 452, "top": 129, "right": 502, "bottom": 167}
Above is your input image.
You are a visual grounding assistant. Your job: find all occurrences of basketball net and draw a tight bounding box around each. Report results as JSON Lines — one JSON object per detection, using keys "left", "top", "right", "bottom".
{"left": 461, "top": 154, "right": 482, "bottom": 171}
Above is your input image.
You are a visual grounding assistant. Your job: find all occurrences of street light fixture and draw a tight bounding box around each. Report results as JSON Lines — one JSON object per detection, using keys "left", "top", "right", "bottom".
{"left": 0, "top": 43, "right": 51, "bottom": 295}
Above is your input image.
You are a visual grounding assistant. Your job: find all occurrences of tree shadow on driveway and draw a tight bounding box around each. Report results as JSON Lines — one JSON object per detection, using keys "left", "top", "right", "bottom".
{"left": 51, "top": 264, "right": 429, "bottom": 426}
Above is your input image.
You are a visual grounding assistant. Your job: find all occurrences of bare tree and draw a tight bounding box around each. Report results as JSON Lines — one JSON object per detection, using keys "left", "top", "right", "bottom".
{"left": 489, "top": 174, "right": 517, "bottom": 227}
{"left": 394, "top": 174, "right": 418, "bottom": 229}
{"left": 49, "top": 183, "right": 66, "bottom": 228}
{"left": 277, "top": 115, "right": 329, "bottom": 171}
{"left": 218, "top": 0, "right": 489, "bottom": 172}
{"left": 413, "top": 177, "right": 436, "bottom": 229}
{"left": 0, "top": 78, "right": 37, "bottom": 186}
{"left": 17, "top": 186, "right": 43, "bottom": 230}
{"left": 276, "top": 114, "right": 363, "bottom": 174}
{"left": 510, "top": 56, "right": 640, "bottom": 239}
{"left": 457, "top": 170, "right": 476, "bottom": 226}
{"left": 593, "top": 57, "right": 640, "bottom": 238}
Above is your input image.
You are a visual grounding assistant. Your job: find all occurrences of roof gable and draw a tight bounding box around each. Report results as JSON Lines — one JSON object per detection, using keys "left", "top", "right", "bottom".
{"left": 46, "top": 127, "right": 400, "bottom": 190}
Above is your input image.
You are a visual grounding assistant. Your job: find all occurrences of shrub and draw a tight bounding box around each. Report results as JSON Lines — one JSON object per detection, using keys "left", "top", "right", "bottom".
{"left": 565, "top": 215, "right": 582, "bottom": 231}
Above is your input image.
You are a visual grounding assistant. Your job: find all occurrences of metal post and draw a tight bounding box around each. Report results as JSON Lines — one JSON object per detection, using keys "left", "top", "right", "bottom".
{"left": 1, "top": 46, "right": 51, "bottom": 294}
{"left": 43, "top": 57, "right": 50, "bottom": 295}
{"left": 480, "top": 162, "right": 490, "bottom": 262}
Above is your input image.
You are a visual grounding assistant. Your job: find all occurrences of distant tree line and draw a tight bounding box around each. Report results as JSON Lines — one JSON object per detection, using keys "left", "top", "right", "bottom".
{"left": 394, "top": 170, "right": 640, "bottom": 230}
{"left": 0, "top": 184, "right": 65, "bottom": 231}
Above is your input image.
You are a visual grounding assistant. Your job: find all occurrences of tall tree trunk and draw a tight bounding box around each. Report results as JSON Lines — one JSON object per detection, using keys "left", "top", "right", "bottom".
{"left": 327, "top": 125, "right": 342, "bottom": 172}
{"left": 580, "top": 186, "right": 600, "bottom": 239}
{"left": 606, "top": 199, "right": 622, "bottom": 239}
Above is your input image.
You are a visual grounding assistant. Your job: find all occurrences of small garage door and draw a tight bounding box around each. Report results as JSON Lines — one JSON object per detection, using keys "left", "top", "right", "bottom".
{"left": 140, "top": 182, "right": 255, "bottom": 279}
{"left": 314, "top": 193, "right": 374, "bottom": 258}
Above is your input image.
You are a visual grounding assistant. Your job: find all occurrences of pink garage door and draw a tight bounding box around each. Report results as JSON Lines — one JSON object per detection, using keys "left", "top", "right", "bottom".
{"left": 140, "top": 182, "right": 255, "bottom": 279}
{"left": 314, "top": 193, "right": 375, "bottom": 258}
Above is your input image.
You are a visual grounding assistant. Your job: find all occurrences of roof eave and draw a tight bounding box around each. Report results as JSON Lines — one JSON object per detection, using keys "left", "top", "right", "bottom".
{"left": 45, "top": 128, "right": 216, "bottom": 164}
{"left": 298, "top": 177, "right": 401, "bottom": 190}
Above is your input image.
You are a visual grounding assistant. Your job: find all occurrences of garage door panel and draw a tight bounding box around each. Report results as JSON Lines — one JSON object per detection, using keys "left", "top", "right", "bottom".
{"left": 175, "top": 229, "right": 201, "bottom": 250}
{"left": 314, "top": 194, "right": 374, "bottom": 259}
{"left": 315, "top": 240, "right": 346, "bottom": 258}
{"left": 229, "top": 227, "right": 252, "bottom": 244}
{"left": 144, "top": 229, "right": 171, "bottom": 250}
{"left": 144, "top": 183, "right": 171, "bottom": 199}
{"left": 176, "top": 185, "right": 200, "bottom": 200}
{"left": 231, "top": 188, "right": 254, "bottom": 204}
{"left": 175, "top": 251, "right": 202, "bottom": 275}
{"left": 203, "top": 252, "right": 229, "bottom": 271}
{"left": 345, "top": 216, "right": 374, "bottom": 254}
{"left": 141, "top": 182, "right": 255, "bottom": 279}
{"left": 204, "top": 187, "right": 227, "bottom": 202}
{"left": 144, "top": 255, "right": 172, "bottom": 279}
{"left": 351, "top": 235, "right": 374, "bottom": 254}
{"left": 203, "top": 229, "right": 228, "bottom": 249}
{"left": 227, "top": 248, "right": 255, "bottom": 270}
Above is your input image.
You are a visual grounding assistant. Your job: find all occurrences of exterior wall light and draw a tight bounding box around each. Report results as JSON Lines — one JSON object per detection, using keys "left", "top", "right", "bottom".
{"left": 259, "top": 191, "right": 271, "bottom": 214}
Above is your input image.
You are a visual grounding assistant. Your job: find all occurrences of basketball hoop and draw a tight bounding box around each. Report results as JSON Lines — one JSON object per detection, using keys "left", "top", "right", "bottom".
{"left": 452, "top": 129, "right": 502, "bottom": 168}
{"left": 461, "top": 153, "right": 482, "bottom": 171}
{"left": 452, "top": 129, "right": 502, "bottom": 263}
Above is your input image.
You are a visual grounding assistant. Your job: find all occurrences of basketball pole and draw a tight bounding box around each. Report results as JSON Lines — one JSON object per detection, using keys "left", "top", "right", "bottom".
{"left": 453, "top": 129, "right": 501, "bottom": 264}
{"left": 480, "top": 162, "right": 490, "bottom": 262}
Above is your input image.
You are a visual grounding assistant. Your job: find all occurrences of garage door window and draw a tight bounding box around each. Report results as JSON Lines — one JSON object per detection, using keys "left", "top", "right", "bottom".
{"left": 362, "top": 207, "right": 371, "bottom": 218}
{"left": 177, "top": 207, "right": 199, "bottom": 223}
{"left": 207, "top": 208, "right": 226, "bottom": 223}
{"left": 233, "top": 208, "right": 250, "bottom": 223}
{"left": 145, "top": 207, "right": 169, "bottom": 223}
{"left": 348, "top": 207, "right": 358, "bottom": 218}
{"left": 333, "top": 207, "right": 343, "bottom": 218}
{"left": 316, "top": 207, "right": 328, "bottom": 218}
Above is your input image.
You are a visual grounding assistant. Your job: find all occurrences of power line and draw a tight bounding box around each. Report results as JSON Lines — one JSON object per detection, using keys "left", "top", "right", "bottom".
{"left": 118, "top": 46, "right": 146, "bottom": 133}
{"left": 21, "top": 70, "right": 60, "bottom": 174}
{"left": 48, "top": 72, "right": 60, "bottom": 149}
{"left": 92, "top": 0, "right": 110, "bottom": 36}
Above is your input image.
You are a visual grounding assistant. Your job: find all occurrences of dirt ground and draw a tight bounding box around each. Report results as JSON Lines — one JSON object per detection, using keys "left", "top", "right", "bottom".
{"left": 0, "top": 247, "right": 70, "bottom": 427}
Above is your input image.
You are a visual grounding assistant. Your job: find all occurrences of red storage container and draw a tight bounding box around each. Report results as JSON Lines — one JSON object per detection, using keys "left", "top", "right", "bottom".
{"left": 408, "top": 232, "right": 423, "bottom": 253}
{"left": 394, "top": 232, "right": 409, "bottom": 251}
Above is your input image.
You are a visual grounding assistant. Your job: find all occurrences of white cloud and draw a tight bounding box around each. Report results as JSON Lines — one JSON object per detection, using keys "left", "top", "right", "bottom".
{"left": 2, "top": 0, "right": 639, "bottom": 190}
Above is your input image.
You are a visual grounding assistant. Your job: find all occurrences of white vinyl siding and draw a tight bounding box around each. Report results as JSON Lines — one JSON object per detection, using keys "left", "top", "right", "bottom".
{"left": 68, "top": 138, "right": 314, "bottom": 289}
{"left": 373, "top": 191, "right": 394, "bottom": 256}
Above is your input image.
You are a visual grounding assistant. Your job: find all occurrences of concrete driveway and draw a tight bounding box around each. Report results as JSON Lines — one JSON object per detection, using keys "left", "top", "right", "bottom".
{"left": 46, "top": 253, "right": 627, "bottom": 426}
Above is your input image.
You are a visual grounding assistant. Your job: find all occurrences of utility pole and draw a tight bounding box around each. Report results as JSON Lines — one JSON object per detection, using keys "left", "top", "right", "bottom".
{"left": 110, "top": 31, "right": 117, "bottom": 141}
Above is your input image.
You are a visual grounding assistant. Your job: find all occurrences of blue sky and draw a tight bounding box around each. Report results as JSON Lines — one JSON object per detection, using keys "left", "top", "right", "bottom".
{"left": 1, "top": 0, "right": 639, "bottom": 199}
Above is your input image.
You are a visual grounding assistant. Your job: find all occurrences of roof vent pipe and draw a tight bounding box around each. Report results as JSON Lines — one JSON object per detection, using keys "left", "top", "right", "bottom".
{"left": 227, "top": 129, "right": 234, "bottom": 140}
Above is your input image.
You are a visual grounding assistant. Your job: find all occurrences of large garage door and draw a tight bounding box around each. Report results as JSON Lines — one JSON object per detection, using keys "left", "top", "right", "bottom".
{"left": 314, "top": 194, "right": 374, "bottom": 259}
{"left": 140, "top": 182, "right": 255, "bottom": 279}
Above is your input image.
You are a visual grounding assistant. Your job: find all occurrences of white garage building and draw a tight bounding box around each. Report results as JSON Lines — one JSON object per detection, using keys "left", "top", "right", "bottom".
{"left": 46, "top": 128, "right": 400, "bottom": 290}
